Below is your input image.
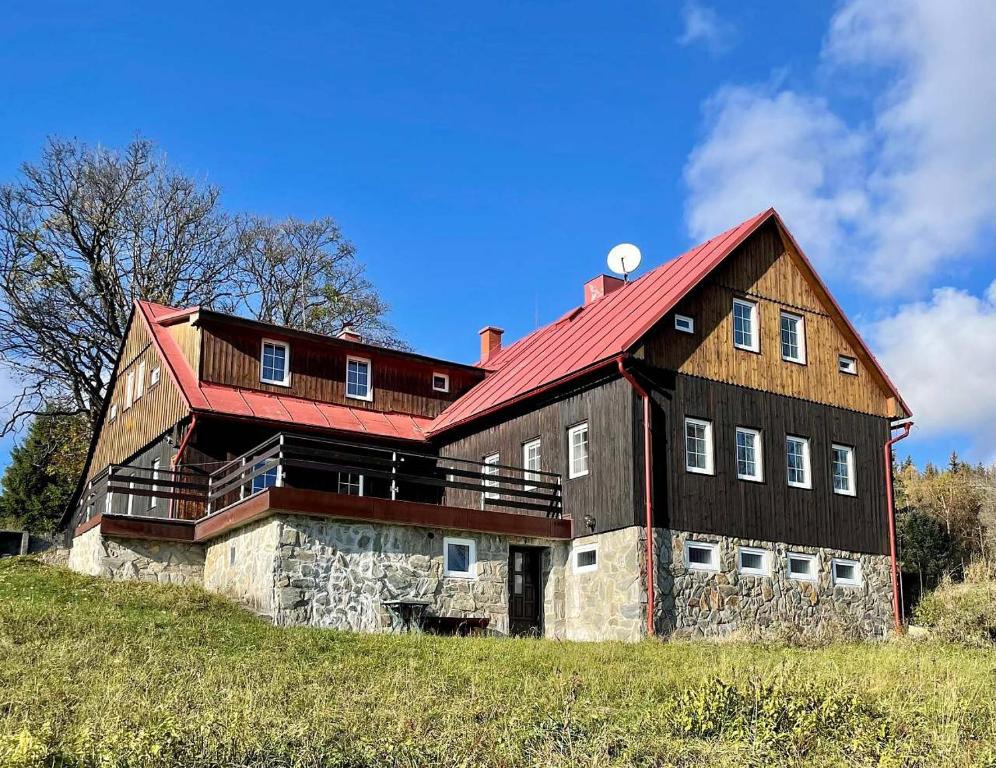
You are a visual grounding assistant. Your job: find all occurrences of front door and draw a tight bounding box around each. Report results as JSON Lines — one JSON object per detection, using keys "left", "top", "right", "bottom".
{"left": 508, "top": 546, "right": 542, "bottom": 637}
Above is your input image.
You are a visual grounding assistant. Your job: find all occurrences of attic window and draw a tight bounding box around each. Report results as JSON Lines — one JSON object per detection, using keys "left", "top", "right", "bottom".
{"left": 674, "top": 314, "right": 694, "bottom": 334}
{"left": 149, "top": 366, "right": 161, "bottom": 387}
{"left": 432, "top": 372, "right": 450, "bottom": 393}
{"left": 838, "top": 355, "right": 858, "bottom": 375}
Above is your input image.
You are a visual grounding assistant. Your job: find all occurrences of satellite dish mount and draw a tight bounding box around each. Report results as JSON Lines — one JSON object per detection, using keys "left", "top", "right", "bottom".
{"left": 607, "top": 243, "right": 643, "bottom": 282}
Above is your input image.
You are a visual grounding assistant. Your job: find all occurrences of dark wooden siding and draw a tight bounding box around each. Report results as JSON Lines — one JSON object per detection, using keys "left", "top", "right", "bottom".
{"left": 199, "top": 319, "right": 484, "bottom": 418}
{"left": 647, "top": 370, "right": 890, "bottom": 554}
{"left": 438, "top": 376, "right": 639, "bottom": 535}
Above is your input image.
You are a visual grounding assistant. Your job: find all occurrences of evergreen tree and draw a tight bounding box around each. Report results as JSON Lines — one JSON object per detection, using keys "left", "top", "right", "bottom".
{"left": 0, "top": 412, "right": 87, "bottom": 534}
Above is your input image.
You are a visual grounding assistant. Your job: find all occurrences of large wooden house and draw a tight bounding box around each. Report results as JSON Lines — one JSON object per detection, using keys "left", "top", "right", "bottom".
{"left": 64, "top": 209, "right": 911, "bottom": 641}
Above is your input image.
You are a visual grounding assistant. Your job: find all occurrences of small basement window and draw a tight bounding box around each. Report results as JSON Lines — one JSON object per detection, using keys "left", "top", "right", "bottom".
{"left": 443, "top": 537, "right": 476, "bottom": 579}
{"left": 432, "top": 372, "right": 450, "bottom": 393}
{"left": 574, "top": 544, "right": 598, "bottom": 573}
{"left": 674, "top": 314, "right": 695, "bottom": 334}
{"left": 737, "top": 547, "right": 769, "bottom": 576}
{"left": 838, "top": 355, "right": 858, "bottom": 375}
{"left": 787, "top": 552, "right": 818, "bottom": 581}
{"left": 684, "top": 541, "right": 719, "bottom": 572}
{"left": 832, "top": 558, "right": 862, "bottom": 586}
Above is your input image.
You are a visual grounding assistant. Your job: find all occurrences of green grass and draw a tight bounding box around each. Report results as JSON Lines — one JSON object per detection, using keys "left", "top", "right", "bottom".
{"left": 2, "top": 559, "right": 996, "bottom": 767}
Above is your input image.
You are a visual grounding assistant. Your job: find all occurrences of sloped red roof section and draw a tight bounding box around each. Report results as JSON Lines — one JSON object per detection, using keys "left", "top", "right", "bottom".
{"left": 428, "top": 210, "right": 772, "bottom": 434}
{"left": 136, "top": 301, "right": 431, "bottom": 442}
{"left": 428, "top": 208, "right": 910, "bottom": 435}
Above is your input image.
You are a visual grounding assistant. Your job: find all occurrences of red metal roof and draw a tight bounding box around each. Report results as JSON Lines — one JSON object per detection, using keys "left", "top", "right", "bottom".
{"left": 135, "top": 207, "right": 909, "bottom": 442}
{"left": 428, "top": 208, "right": 910, "bottom": 434}
{"left": 136, "top": 301, "right": 432, "bottom": 442}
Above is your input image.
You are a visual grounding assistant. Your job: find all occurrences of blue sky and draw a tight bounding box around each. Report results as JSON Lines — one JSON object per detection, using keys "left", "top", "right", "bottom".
{"left": 1, "top": 0, "right": 994, "bottom": 471}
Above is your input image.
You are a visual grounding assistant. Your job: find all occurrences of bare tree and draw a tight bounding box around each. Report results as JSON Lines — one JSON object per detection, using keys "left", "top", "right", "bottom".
{"left": 0, "top": 138, "right": 238, "bottom": 431}
{"left": 234, "top": 216, "right": 405, "bottom": 347}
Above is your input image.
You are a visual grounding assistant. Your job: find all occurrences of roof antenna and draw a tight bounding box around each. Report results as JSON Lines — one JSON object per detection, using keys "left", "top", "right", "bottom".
{"left": 607, "top": 243, "right": 642, "bottom": 282}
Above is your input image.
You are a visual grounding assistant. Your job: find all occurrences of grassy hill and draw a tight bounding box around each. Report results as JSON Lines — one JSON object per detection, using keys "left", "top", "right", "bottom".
{"left": 2, "top": 558, "right": 996, "bottom": 767}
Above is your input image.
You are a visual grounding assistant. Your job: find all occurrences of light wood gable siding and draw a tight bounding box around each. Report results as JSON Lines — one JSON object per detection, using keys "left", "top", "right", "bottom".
{"left": 166, "top": 317, "right": 201, "bottom": 378}
{"left": 86, "top": 316, "right": 190, "bottom": 482}
{"left": 641, "top": 221, "right": 897, "bottom": 418}
{"left": 198, "top": 320, "right": 483, "bottom": 418}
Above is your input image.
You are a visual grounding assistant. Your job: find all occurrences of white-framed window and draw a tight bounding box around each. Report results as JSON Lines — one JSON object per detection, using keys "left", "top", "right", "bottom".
{"left": 785, "top": 435, "right": 811, "bottom": 489}
{"left": 124, "top": 371, "right": 135, "bottom": 410}
{"left": 832, "top": 444, "right": 856, "bottom": 496}
{"left": 674, "top": 314, "right": 695, "bottom": 334}
{"left": 229, "top": 543, "right": 237, "bottom": 566}
{"left": 346, "top": 355, "right": 372, "bottom": 401}
{"left": 832, "top": 558, "right": 862, "bottom": 587}
{"left": 149, "top": 458, "right": 160, "bottom": 509}
{"left": 567, "top": 422, "right": 589, "bottom": 479}
{"left": 337, "top": 472, "right": 364, "bottom": 496}
{"left": 735, "top": 427, "right": 763, "bottom": 482}
{"left": 443, "top": 537, "right": 476, "bottom": 579}
{"left": 109, "top": 403, "right": 118, "bottom": 422}
{"left": 737, "top": 546, "right": 770, "bottom": 577}
{"left": 779, "top": 311, "right": 806, "bottom": 364}
{"left": 787, "top": 552, "right": 818, "bottom": 581}
{"left": 260, "top": 339, "right": 290, "bottom": 386}
{"left": 732, "top": 298, "right": 759, "bottom": 352}
{"left": 149, "top": 366, "right": 161, "bottom": 387}
{"left": 684, "top": 417, "right": 714, "bottom": 475}
{"left": 522, "top": 438, "right": 541, "bottom": 491}
{"left": 838, "top": 355, "right": 858, "bottom": 375}
{"left": 482, "top": 452, "right": 500, "bottom": 504}
{"left": 573, "top": 543, "right": 598, "bottom": 573}
{"left": 432, "top": 372, "right": 450, "bottom": 393}
{"left": 135, "top": 360, "right": 146, "bottom": 400}
{"left": 684, "top": 540, "right": 720, "bottom": 572}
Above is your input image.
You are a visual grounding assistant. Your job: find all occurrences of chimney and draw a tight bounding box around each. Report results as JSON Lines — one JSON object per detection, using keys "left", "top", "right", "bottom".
{"left": 584, "top": 274, "right": 625, "bottom": 305}
{"left": 337, "top": 325, "right": 362, "bottom": 343}
{"left": 479, "top": 325, "right": 504, "bottom": 364}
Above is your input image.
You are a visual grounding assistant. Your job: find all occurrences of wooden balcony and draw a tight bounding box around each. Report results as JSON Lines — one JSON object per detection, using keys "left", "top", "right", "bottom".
{"left": 74, "top": 433, "right": 571, "bottom": 542}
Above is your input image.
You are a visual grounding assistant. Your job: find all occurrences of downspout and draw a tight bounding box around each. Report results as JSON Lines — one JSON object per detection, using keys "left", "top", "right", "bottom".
{"left": 169, "top": 414, "right": 198, "bottom": 519}
{"left": 884, "top": 419, "right": 913, "bottom": 635}
{"left": 616, "top": 356, "right": 655, "bottom": 637}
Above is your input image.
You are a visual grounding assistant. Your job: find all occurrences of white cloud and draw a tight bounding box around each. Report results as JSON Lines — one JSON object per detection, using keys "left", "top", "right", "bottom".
{"left": 684, "top": 86, "right": 868, "bottom": 270}
{"left": 677, "top": 2, "right": 736, "bottom": 55}
{"left": 683, "top": 0, "right": 996, "bottom": 293}
{"left": 870, "top": 281, "right": 996, "bottom": 461}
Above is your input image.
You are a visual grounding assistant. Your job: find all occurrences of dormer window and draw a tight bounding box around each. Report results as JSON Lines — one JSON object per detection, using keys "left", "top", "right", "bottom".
{"left": 260, "top": 340, "right": 290, "bottom": 386}
{"left": 432, "top": 372, "right": 450, "bottom": 393}
{"left": 346, "top": 356, "right": 372, "bottom": 401}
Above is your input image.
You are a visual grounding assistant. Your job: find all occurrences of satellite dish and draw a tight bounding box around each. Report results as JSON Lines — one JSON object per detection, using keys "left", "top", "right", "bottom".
{"left": 607, "top": 243, "right": 642, "bottom": 281}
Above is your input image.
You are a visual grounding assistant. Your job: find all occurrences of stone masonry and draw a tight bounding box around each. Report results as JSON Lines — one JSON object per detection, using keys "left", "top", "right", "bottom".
{"left": 68, "top": 526, "right": 205, "bottom": 585}
{"left": 653, "top": 528, "right": 894, "bottom": 640}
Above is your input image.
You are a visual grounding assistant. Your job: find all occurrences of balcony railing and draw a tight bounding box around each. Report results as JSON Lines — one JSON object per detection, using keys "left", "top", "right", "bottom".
{"left": 77, "top": 432, "right": 563, "bottom": 525}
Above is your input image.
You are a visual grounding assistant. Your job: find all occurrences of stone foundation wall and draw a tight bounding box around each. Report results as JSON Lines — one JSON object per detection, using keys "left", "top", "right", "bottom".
{"left": 654, "top": 529, "right": 893, "bottom": 640}
{"left": 203, "top": 518, "right": 281, "bottom": 616}
{"left": 562, "top": 527, "right": 645, "bottom": 642}
{"left": 209, "top": 515, "right": 566, "bottom": 637}
{"left": 68, "top": 526, "right": 205, "bottom": 585}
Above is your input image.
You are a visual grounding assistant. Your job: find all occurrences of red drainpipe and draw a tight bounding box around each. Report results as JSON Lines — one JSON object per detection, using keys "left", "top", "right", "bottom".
{"left": 884, "top": 420, "right": 913, "bottom": 635}
{"left": 616, "top": 356, "right": 655, "bottom": 637}
{"left": 168, "top": 414, "right": 198, "bottom": 518}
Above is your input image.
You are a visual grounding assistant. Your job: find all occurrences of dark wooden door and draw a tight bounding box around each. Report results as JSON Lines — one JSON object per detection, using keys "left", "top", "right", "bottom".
{"left": 508, "top": 547, "right": 542, "bottom": 636}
